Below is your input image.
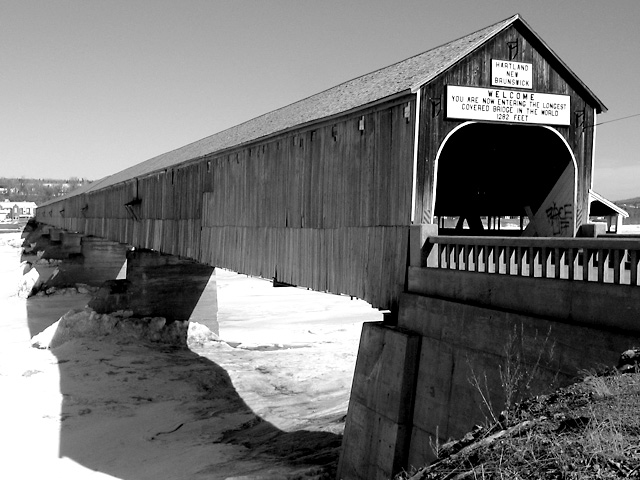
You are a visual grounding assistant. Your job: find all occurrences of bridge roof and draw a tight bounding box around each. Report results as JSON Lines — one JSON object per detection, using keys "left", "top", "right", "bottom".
{"left": 43, "top": 13, "right": 605, "bottom": 204}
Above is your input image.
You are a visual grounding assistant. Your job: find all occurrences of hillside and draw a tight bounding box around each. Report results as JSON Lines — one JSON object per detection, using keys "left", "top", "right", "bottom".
{"left": 615, "top": 197, "right": 640, "bottom": 225}
{"left": 0, "top": 177, "right": 91, "bottom": 205}
{"left": 617, "top": 197, "right": 640, "bottom": 206}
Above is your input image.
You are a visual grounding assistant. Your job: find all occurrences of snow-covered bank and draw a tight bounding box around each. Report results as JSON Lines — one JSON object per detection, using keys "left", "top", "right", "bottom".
{"left": 31, "top": 309, "right": 191, "bottom": 349}
{"left": 0, "top": 231, "right": 382, "bottom": 479}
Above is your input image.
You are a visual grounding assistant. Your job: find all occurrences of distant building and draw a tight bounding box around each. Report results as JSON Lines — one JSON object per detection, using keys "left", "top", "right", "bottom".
{"left": 0, "top": 202, "right": 10, "bottom": 221}
{"left": 0, "top": 201, "right": 37, "bottom": 220}
{"left": 588, "top": 190, "right": 629, "bottom": 233}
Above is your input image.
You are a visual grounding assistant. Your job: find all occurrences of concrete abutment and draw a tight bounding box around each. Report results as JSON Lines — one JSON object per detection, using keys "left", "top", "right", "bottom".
{"left": 338, "top": 266, "right": 640, "bottom": 479}
{"left": 337, "top": 322, "right": 420, "bottom": 480}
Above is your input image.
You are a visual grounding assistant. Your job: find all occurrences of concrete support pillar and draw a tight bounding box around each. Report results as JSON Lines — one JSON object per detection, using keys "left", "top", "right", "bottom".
{"left": 89, "top": 249, "right": 218, "bottom": 333}
{"left": 25, "top": 228, "right": 83, "bottom": 260}
{"left": 61, "top": 231, "right": 83, "bottom": 253}
{"left": 30, "top": 234, "right": 128, "bottom": 289}
{"left": 187, "top": 272, "right": 219, "bottom": 334}
{"left": 79, "top": 237, "right": 128, "bottom": 284}
{"left": 337, "top": 322, "right": 421, "bottom": 480}
{"left": 577, "top": 222, "right": 606, "bottom": 237}
{"left": 49, "top": 228, "right": 63, "bottom": 242}
{"left": 409, "top": 224, "right": 439, "bottom": 268}
{"left": 24, "top": 223, "right": 217, "bottom": 330}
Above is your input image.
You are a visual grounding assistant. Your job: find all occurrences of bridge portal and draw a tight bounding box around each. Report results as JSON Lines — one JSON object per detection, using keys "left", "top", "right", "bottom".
{"left": 434, "top": 123, "right": 576, "bottom": 236}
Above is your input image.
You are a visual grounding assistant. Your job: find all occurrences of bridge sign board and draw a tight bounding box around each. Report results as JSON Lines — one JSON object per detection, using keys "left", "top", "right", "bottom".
{"left": 446, "top": 85, "right": 571, "bottom": 126}
{"left": 491, "top": 59, "right": 533, "bottom": 89}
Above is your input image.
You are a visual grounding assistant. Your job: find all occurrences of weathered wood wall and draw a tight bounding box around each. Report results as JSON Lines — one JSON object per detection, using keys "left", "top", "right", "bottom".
{"left": 37, "top": 98, "right": 416, "bottom": 310}
{"left": 198, "top": 102, "right": 415, "bottom": 308}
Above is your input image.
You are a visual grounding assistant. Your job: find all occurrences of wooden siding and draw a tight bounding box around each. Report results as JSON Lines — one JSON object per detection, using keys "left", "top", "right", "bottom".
{"left": 415, "top": 24, "right": 597, "bottom": 227}
{"left": 199, "top": 226, "right": 408, "bottom": 309}
{"left": 37, "top": 99, "right": 415, "bottom": 310}
{"left": 524, "top": 162, "right": 576, "bottom": 236}
{"left": 201, "top": 105, "right": 414, "bottom": 229}
{"left": 198, "top": 101, "right": 415, "bottom": 309}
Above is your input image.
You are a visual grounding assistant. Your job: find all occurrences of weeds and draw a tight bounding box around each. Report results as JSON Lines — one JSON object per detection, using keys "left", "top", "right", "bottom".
{"left": 580, "top": 372, "right": 613, "bottom": 398}
{"left": 467, "top": 365, "right": 499, "bottom": 425}
{"left": 498, "top": 324, "right": 557, "bottom": 411}
{"left": 581, "top": 391, "right": 628, "bottom": 462}
{"left": 468, "top": 323, "right": 558, "bottom": 425}
{"left": 428, "top": 426, "right": 441, "bottom": 459}
{"left": 583, "top": 413, "right": 627, "bottom": 461}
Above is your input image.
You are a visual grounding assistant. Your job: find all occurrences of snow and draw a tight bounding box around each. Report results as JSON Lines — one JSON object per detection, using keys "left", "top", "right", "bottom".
{"left": 0, "top": 232, "right": 382, "bottom": 479}
{"left": 31, "top": 309, "right": 188, "bottom": 349}
{"left": 620, "top": 224, "right": 640, "bottom": 234}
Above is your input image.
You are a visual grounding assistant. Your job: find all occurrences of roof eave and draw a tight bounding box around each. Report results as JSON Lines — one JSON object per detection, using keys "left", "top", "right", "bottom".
{"left": 410, "top": 14, "right": 519, "bottom": 93}
{"left": 589, "top": 189, "right": 629, "bottom": 217}
{"left": 37, "top": 89, "right": 416, "bottom": 204}
{"left": 514, "top": 15, "right": 607, "bottom": 114}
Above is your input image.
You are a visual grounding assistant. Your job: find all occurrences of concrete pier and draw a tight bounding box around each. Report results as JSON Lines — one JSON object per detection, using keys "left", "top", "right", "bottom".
{"left": 23, "top": 223, "right": 218, "bottom": 333}
{"left": 337, "top": 322, "right": 420, "bottom": 480}
{"left": 89, "top": 248, "right": 218, "bottom": 333}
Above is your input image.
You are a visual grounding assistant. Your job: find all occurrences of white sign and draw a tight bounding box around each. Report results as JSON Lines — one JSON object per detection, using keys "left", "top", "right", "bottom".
{"left": 492, "top": 59, "right": 532, "bottom": 89}
{"left": 446, "top": 85, "right": 571, "bottom": 126}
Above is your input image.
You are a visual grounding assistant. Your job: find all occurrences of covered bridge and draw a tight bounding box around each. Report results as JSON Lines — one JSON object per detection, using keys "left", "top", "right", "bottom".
{"left": 37, "top": 13, "right": 606, "bottom": 312}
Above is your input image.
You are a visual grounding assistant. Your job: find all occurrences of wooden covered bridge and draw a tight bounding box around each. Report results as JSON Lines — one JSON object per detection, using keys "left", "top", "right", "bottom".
{"left": 37, "top": 13, "right": 610, "bottom": 311}
{"left": 35, "top": 14, "right": 640, "bottom": 480}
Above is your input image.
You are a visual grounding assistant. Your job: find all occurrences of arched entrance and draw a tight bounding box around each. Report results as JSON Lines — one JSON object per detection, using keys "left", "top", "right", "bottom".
{"left": 433, "top": 122, "right": 577, "bottom": 236}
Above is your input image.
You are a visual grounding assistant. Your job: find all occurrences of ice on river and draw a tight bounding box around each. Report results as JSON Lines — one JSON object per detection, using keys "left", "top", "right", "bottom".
{"left": 0, "top": 231, "right": 382, "bottom": 479}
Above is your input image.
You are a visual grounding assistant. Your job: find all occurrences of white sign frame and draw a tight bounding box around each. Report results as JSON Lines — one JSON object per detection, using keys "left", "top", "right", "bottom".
{"left": 446, "top": 85, "right": 571, "bottom": 126}
{"left": 491, "top": 59, "right": 533, "bottom": 89}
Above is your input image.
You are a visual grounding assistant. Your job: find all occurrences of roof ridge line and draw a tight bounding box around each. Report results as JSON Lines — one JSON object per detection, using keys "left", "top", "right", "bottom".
{"left": 139, "top": 14, "right": 524, "bottom": 162}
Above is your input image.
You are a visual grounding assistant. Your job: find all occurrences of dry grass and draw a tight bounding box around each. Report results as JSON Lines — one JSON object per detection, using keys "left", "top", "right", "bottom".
{"left": 467, "top": 324, "right": 558, "bottom": 427}
{"left": 397, "top": 371, "right": 640, "bottom": 480}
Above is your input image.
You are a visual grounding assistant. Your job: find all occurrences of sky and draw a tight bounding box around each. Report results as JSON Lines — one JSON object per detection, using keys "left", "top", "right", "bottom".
{"left": 1, "top": 0, "right": 639, "bottom": 200}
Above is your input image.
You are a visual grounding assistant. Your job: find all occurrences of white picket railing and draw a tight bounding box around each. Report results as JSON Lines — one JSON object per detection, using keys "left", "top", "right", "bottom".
{"left": 425, "top": 235, "right": 640, "bottom": 286}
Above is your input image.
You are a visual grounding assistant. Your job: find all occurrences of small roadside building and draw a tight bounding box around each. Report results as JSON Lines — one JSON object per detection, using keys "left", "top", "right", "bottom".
{"left": 0, "top": 202, "right": 10, "bottom": 221}
{"left": 588, "top": 189, "right": 629, "bottom": 233}
{"left": 0, "top": 201, "right": 38, "bottom": 220}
